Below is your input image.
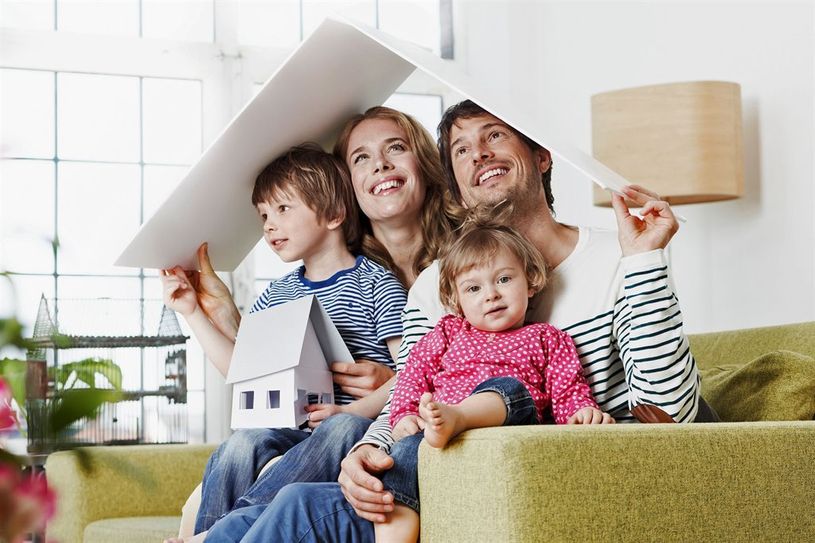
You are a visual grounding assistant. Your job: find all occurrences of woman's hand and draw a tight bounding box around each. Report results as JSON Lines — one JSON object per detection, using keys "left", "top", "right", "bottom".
{"left": 391, "top": 415, "right": 424, "bottom": 442}
{"left": 567, "top": 407, "right": 615, "bottom": 425}
{"left": 304, "top": 403, "right": 344, "bottom": 429}
{"left": 611, "top": 185, "right": 679, "bottom": 257}
{"left": 331, "top": 361, "right": 396, "bottom": 399}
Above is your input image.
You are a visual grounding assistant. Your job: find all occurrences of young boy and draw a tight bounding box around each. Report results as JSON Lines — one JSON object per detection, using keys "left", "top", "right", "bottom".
{"left": 161, "top": 143, "right": 407, "bottom": 540}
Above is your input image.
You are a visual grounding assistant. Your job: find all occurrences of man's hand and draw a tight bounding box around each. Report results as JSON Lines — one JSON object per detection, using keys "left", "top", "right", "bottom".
{"left": 611, "top": 185, "right": 679, "bottom": 257}
{"left": 331, "top": 361, "right": 396, "bottom": 399}
{"left": 338, "top": 445, "right": 395, "bottom": 523}
{"left": 304, "top": 403, "right": 344, "bottom": 429}
{"left": 188, "top": 242, "right": 241, "bottom": 339}
{"left": 567, "top": 407, "right": 615, "bottom": 425}
{"left": 391, "top": 415, "right": 424, "bottom": 442}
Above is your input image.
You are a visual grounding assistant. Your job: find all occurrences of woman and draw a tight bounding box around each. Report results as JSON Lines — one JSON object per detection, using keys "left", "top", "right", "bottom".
{"left": 169, "top": 107, "right": 456, "bottom": 543}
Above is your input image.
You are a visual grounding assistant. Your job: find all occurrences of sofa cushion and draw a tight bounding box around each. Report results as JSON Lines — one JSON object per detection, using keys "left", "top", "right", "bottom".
{"left": 84, "top": 516, "right": 181, "bottom": 543}
{"left": 700, "top": 350, "right": 815, "bottom": 421}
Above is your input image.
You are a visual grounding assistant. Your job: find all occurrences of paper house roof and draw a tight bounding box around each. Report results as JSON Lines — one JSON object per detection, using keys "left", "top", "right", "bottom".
{"left": 225, "top": 295, "right": 353, "bottom": 384}
{"left": 116, "top": 17, "right": 632, "bottom": 272}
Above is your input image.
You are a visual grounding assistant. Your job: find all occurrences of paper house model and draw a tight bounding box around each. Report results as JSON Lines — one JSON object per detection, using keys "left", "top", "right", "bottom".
{"left": 226, "top": 295, "right": 353, "bottom": 429}
{"left": 116, "top": 16, "right": 636, "bottom": 273}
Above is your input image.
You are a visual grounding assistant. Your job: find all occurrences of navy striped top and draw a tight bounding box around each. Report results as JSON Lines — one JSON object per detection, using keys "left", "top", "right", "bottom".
{"left": 250, "top": 255, "right": 407, "bottom": 406}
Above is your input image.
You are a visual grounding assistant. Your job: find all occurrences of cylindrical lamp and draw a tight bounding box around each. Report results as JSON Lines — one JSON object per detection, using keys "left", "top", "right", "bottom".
{"left": 592, "top": 81, "right": 744, "bottom": 206}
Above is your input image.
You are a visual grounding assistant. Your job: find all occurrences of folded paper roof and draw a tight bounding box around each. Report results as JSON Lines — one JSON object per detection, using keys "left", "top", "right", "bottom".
{"left": 116, "top": 17, "right": 630, "bottom": 272}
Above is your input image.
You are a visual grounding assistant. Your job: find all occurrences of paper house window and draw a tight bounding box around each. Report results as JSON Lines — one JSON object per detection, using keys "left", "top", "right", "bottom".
{"left": 240, "top": 391, "right": 254, "bottom": 409}
{"left": 267, "top": 390, "right": 281, "bottom": 409}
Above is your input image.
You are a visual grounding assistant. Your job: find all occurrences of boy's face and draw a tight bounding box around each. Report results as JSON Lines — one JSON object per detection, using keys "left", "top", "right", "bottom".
{"left": 256, "top": 189, "right": 337, "bottom": 263}
{"left": 454, "top": 247, "right": 534, "bottom": 332}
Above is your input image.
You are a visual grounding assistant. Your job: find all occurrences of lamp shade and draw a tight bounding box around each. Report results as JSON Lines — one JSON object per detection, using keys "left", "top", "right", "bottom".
{"left": 591, "top": 81, "right": 744, "bottom": 206}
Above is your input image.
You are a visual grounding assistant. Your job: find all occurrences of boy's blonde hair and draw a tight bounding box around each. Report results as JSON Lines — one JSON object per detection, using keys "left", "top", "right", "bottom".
{"left": 439, "top": 212, "right": 547, "bottom": 314}
{"left": 252, "top": 143, "right": 361, "bottom": 252}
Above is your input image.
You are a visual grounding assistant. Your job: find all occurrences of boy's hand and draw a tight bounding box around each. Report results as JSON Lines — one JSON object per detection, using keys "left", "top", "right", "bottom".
{"left": 190, "top": 243, "right": 241, "bottom": 337}
{"left": 331, "top": 361, "right": 395, "bottom": 399}
{"left": 161, "top": 268, "right": 199, "bottom": 316}
{"left": 392, "top": 415, "right": 424, "bottom": 442}
{"left": 304, "top": 403, "right": 344, "bottom": 429}
{"left": 567, "top": 407, "right": 615, "bottom": 425}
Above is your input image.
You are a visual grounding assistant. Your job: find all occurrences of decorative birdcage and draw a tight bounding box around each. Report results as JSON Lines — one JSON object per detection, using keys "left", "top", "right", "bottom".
{"left": 25, "top": 295, "right": 189, "bottom": 448}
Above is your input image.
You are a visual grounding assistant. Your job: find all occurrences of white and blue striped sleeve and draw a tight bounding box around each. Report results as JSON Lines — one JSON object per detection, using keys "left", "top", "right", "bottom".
{"left": 614, "top": 249, "right": 700, "bottom": 422}
{"left": 372, "top": 271, "right": 408, "bottom": 343}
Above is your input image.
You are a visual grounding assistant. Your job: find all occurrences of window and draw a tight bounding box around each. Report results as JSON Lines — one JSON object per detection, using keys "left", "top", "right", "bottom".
{"left": 240, "top": 390, "right": 255, "bottom": 409}
{"left": 2, "top": 0, "right": 452, "bottom": 444}
{"left": 267, "top": 390, "right": 281, "bottom": 409}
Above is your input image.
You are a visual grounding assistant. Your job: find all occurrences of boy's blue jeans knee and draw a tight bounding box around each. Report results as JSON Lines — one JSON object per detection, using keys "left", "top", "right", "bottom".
{"left": 196, "top": 413, "right": 372, "bottom": 534}
{"left": 381, "top": 376, "right": 536, "bottom": 513}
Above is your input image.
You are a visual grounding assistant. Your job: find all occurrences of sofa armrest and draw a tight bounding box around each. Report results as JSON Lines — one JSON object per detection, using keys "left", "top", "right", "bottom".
{"left": 418, "top": 423, "right": 815, "bottom": 542}
{"left": 46, "top": 444, "right": 217, "bottom": 543}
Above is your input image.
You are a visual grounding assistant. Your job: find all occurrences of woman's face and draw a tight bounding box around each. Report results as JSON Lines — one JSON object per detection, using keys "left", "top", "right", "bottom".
{"left": 344, "top": 118, "right": 426, "bottom": 226}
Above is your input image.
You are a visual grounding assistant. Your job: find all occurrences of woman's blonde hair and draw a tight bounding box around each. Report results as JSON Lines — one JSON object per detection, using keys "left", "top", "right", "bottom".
{"left": 439, "top": 210, "right": 547, "bottom": 314}
{"left": 334, "top": 106, "right": 457, "bottom": 286}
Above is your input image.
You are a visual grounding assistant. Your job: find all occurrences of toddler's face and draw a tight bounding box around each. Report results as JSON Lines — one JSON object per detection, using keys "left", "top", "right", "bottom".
{"left": 454, "top": 247, "right": 534, "bottom": 332}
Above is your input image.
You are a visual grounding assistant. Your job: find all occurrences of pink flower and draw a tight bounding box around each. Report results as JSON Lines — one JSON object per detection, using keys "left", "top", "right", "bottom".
{"left": 0, "top": 378, "right": 17, "bottom": 432}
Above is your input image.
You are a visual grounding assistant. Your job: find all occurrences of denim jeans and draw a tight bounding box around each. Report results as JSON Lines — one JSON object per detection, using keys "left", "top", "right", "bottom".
{"left": 196, "top": 413, "right": 373, "bottom": 534}
{"left": 216, "top": 483, "right": 374, "bottom": 543}
{"left": 382, "top": 376, "right": 536, "bottom": 513}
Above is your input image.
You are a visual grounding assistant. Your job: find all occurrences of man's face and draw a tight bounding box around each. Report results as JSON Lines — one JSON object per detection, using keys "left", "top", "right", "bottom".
{"left": 448, "top": 113, "right": 551, "bottom": 208}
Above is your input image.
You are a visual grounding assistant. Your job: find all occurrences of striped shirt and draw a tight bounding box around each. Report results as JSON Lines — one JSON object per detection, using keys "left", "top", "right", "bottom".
{"left": 357, "top": 227, "right": 700, "bottom": 451}
{"left": 250, "top": 255, "right": 407, "bottom": 406}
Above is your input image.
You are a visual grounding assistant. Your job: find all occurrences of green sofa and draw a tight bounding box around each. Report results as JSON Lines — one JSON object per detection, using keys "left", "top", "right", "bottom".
{"left": 46, "top": 322, "right": 815, "bottom": 542}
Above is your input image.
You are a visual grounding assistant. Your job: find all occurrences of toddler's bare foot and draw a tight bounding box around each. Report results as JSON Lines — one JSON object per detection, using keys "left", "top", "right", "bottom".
{"left": 163, "top": 531, "right": 207, "bottom": 543}
{"left": 418, "top": 392, "right": 466, "bottom": 448}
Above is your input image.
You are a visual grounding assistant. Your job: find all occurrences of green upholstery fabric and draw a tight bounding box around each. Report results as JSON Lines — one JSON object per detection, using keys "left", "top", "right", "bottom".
{"left": 688, "top": 321, "right": 815, "bottom": 369}
{"left": 46, "top": 444, "right": 216, "bottom": 543}
{"left": 84, "top": 516, "right": 180, "bottom": 543}
{"left": 700, "top": 351, "right": 815, "bottom": 421}
{"left": 419, "top": 422, "right": 815, "bottom": 542}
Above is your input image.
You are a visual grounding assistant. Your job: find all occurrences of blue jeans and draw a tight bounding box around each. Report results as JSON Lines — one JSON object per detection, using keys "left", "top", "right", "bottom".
{"left": 196, "top": 413, "right": 373, "bottom": 534}
{"left": 217, "top": 483, "right": 373, "bottom": 543}
{"left": 382, "top": 376, "right": 536, "bottom": 513}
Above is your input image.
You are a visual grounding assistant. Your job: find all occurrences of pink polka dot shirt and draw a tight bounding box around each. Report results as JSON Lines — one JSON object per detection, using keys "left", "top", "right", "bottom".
{"left": 390, "top": 314, "right": 600, "bottom": 426}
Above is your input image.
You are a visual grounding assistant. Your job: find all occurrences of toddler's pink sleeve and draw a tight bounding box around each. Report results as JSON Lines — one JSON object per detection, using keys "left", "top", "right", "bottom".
{"left": 543, "top": 327, "right": 600, "bottom": 424}
{"left": 389, "top": 318, "right": 452, "bottom": 427}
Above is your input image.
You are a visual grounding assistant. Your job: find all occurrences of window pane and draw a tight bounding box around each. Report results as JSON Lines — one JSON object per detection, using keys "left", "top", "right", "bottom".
{"left": 5, "top": 275, "right": 55, "bottom": 335}
{"left": 1, "top": 160, "right": 55, "bottom": 274}
{"left": 57, "top": 162, "right": 141, "bottom": 275}
{"left": 57, "top": 0, "right": 139, "bottom": 37}
{"left": 0, "top": 0, "right": 54, "bottom": 30}
{"left": 143, "top": 78, "right": 202, "bottom": 165}
{"left": 302, "top": 0, "right": 375, "bottom": 38}
{"left": 383, "top": 92, "right": 442, "bottom": 138}
{"left": 238, "top": 0, "right": 300, "bottom": 48}
{"left": 55, "top": 277, "right": 142, "bottom": 335}
{"left": 251, "top": 238, "right": 300, "bottom": 280}
{"left": 57, "top": 72, "right": 140, "bottom": 163}
{"left": 187, "top": 389, "right": 205, "bottom": 443}
{"left": 141, "top": 0, "right": 214, "bottom": 42}
{"left": 379, "top": 0, "right": 440, "bottom": 54}
{"left": 1, "top": 69, "right": 55, "bottom": 159}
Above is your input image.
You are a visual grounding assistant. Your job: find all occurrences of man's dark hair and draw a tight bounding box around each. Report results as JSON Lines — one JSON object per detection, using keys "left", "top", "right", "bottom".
{"left": 437, "top": 100, "right": 555, "bottom": 213}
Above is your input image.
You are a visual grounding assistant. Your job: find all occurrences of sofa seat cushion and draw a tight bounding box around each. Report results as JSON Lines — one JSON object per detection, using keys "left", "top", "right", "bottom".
{"left": 84, "top": 516, "right": 181, "bottom": 543}
{"left": 700, "top": 350, "right": 815, "bottom": 421}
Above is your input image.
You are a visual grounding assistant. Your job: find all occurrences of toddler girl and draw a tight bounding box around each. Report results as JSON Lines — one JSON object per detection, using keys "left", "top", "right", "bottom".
{"left": 377, "top": 222, "right": 614, "bottom": 542}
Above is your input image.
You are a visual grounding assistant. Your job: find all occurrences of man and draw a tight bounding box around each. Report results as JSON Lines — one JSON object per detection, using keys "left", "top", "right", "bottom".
{"left": 221, "top": 100, "right": 703, "bottom": 542}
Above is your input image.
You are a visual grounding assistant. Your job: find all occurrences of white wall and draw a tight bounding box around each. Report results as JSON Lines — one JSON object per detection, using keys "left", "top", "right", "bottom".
{"left": 455, "top": 0, "right": 815, "bottom": 333}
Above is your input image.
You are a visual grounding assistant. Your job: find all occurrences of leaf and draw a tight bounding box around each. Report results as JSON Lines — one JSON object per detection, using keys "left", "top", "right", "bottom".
{"left": 53, "top": 358, "right": 123, "bottom": 391}
{"left": 0, "top": 317, "right": 31, "bottom": 350}
{"left": 49, "top": 388, "right": 123, "bottom": 433}
{"left": 0, "top": 358, "right": 27, "bottom": 409}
